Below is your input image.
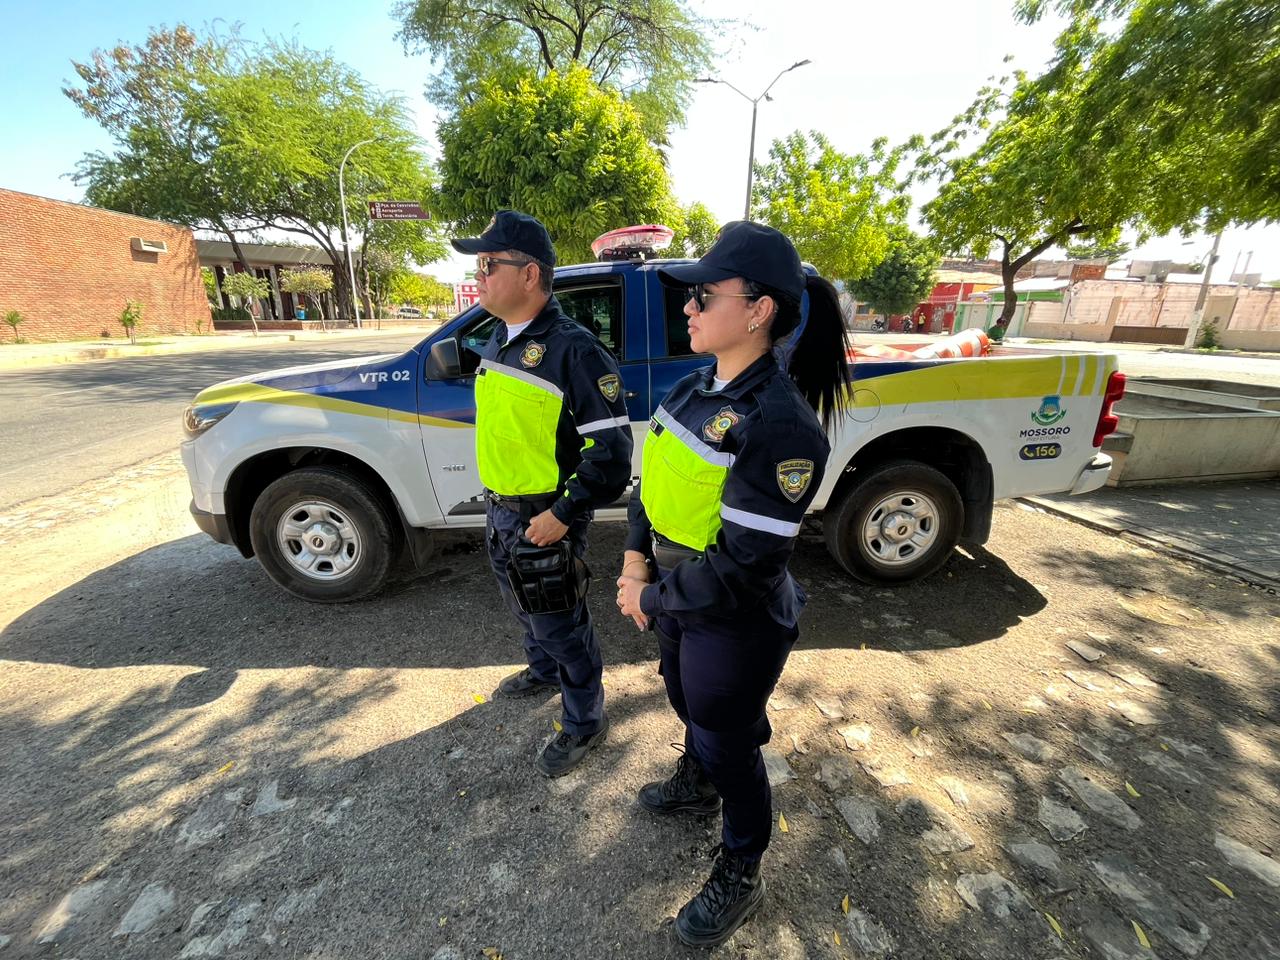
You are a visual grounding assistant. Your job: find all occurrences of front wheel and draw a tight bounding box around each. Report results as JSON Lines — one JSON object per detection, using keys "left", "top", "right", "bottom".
{"left": 249, "top": 466, "right": 399, "bottom": 602}
{"left": 823, "top": 460, "right": 963, "bottom": 585}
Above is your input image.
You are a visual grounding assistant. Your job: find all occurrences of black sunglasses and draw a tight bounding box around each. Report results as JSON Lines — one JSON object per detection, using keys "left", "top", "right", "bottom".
{"left": 687, "top": 282, "right": 757, "bottom": 312}
{"left": 476, "top": 255, "right": 530, "bottom": 276}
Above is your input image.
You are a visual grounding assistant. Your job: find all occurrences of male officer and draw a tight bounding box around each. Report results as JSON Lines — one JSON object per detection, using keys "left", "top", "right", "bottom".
{"left": 452, "top": 211, "right": 633, "bottom": 777}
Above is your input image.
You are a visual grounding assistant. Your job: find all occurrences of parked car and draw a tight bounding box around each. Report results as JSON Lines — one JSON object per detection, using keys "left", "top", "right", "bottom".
{"left": 181, "top": 245, "right": 1124, "bottom": 602}
{"left": 395, "top": 305, "right": 423, "bottom": 318}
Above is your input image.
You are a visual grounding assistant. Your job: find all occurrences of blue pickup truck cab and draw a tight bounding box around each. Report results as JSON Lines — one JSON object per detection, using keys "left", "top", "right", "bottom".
{"left": 182, "top": 253, "right": 1121, "bottom": 601}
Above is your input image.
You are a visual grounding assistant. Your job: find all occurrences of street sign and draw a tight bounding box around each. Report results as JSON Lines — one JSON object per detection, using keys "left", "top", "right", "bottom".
{"left": 368, "top": 201, "right": 430, "bottom": 221}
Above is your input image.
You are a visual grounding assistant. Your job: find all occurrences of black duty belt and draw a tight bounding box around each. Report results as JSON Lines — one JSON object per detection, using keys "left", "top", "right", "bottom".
{"left": 486, "top": 490, "right": 561, "bottom": 519}
{"left": 651, "top": 531, "right": 701, "bottom": 570}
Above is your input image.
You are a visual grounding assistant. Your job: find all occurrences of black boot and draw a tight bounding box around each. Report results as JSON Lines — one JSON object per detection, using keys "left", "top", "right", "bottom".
{"left": 674, "top": 845, "right": 765, "bottom": 947}
{"left": 638, "top": 747, "right": 721, "bottom": 815}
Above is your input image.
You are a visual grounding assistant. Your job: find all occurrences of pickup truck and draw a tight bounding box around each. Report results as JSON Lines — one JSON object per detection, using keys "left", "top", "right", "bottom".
{"left": 181, "top": 254, "right": 1125, "bottom": 602}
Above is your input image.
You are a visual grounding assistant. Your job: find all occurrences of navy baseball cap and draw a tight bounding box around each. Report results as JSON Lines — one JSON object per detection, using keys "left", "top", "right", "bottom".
{"left": 450, "top": 210, "right": 557, "bottom": 267}
{"left": 658, "top": 220, "right": 804, "bottom": 301}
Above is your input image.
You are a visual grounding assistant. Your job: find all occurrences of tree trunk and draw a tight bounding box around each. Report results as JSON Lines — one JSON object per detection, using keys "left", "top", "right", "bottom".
{"left": 217, "top": 223, "right": 259, "bottom": 337}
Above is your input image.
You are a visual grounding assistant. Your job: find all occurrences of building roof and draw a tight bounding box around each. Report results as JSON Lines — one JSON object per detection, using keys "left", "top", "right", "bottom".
{"left": 196, "top": 239, "right": 337, "bottom": 266}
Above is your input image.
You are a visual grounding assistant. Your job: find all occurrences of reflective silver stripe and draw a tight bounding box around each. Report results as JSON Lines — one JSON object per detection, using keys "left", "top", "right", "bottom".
{"left": 577, "top": 414, "right": 631, "bottom": 435}
{"left": 720, "top": 504, "right": 800, "bottom": 537}
{"left": 479, "top": 358, "right": 564, "bottom": 400}
{"left": 653, "top": 405, "right": 735, "bottom": 467}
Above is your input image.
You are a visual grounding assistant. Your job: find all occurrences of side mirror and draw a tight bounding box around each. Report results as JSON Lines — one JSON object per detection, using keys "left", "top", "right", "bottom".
{"left": 426, "top": 337, "right": 463, "bottom": 380}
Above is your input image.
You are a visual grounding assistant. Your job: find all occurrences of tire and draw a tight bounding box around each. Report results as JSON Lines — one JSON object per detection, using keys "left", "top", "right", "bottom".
{"left": 823, "top": 459, "right": 964, "bottom": 585}
{"left": 248, "top": 466, "right": 399, "bottom": 603}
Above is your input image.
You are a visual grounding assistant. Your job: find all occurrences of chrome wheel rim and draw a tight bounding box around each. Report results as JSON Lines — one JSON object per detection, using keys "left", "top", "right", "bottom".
{"left": 861, "top": 490, "right": 940, "bottom": 567}
{"left": 276, "top": 499, "right": 363, "bottom": 581}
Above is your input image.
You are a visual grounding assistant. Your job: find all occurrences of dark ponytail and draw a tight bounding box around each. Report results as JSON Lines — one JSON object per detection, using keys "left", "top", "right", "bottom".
{"left": 745, "top": 275, "right": 852, "bottom": 431}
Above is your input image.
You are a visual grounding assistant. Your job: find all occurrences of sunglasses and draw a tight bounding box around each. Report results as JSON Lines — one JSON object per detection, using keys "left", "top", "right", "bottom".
{"left": 687, "top": 283, "right": 757, "bottom": 312}
{"left": 476, "top": 255, "right": 529, "bottom": 276}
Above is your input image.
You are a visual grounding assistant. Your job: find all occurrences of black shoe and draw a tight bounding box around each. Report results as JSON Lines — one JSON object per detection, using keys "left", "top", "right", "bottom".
{"left": 495, "top": 667, "right": 558, "bottom": 699}
{"left": 638, "top": 746, "right": 721, "bottom": 815}
{"left": 536, "top": 714, "right": 609, "bottom": 777}
{"left": 674, "top": 845, "right": 766, "bottom": 948}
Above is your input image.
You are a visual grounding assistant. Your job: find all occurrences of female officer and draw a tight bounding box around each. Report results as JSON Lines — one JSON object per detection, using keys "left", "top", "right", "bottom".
{"left": 616, "top": 221, "right": 851, "bottom": 947}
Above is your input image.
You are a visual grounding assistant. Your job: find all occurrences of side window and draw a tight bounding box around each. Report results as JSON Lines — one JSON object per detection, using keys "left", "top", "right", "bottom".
{"left": 556, "top": 283, "right": 622, "bottom": 356}
{"left": 458, "top": 312, "right": 499, "bottom": 376}
{"left": 664, "top": 284, "right": 699, "bottom": 358}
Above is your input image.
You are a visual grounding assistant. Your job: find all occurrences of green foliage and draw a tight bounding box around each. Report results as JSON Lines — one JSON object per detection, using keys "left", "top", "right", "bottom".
{"left": 914, "top": 63, "right": 1158, "bottom": 323}
{"left": 119, "top": 300, "right": 142, "bottom": 344}
{"left": 986, "top": 324, "right": 1006, "bottom": 342}
{"left": 200, "top": 267, "right": 219, "bottom": 303}
{"left": 751, "top": 131, "right": 909, "bottom": 287}
{"left": 1195, "top": 318, "right": 1221, "bottom": 350}
{"left": 389, "top": 271, "right": 453, "bottom": 311}
{"left": 219, "top": 270, "right": 270, "bottom": 302}
{"left": 210, "top": 305, "right": 252, "bottom": 325}
{"left": 1016, "top": 0, "right": 1280, "bottom": 231}
{"left": 848, "top": 227, "right": 940, "bottom": 317}
{"left": 280, "top": 269, "right": 334, "bottom": 298}
{"left": 670, "top": 202, "right": 719, "bottom": 258}
{"left": 395, "top": 0, "right": 716, "bottom": 142}
{"left": 4, "top": 310, "right": 23, "bottom": 343}
{"left": 65, "top": 25, "right": 445, "bottom": 318}
{"left": 1064, "top": 238, "right": 1131, "bottom": 263}
{"left": 436, "top": 66, "right": 681, "bottom": 264}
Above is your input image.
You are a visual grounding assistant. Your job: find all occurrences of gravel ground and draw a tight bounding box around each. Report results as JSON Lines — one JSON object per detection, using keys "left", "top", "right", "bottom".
{"left": 1, "top": 459, "right": 1277, "bottom": 959}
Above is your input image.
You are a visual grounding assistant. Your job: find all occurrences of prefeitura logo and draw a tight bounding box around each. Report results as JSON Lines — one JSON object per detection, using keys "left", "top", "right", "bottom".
{"left": 1031, "top": 395, "right": 1066, "bottom": 426}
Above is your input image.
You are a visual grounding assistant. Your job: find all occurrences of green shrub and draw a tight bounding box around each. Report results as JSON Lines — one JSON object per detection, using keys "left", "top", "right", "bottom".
{"left": 119, "top": 300, "right": 142, "bottom": 344}
{"left": 4, "top": 310, "right": 22, "bottom": 343}
{"left": 986, "top": 324, "right": 1006, "bottom": 342}
{"left": 1195, "top": 319, "right": 1221, "bottom": 350}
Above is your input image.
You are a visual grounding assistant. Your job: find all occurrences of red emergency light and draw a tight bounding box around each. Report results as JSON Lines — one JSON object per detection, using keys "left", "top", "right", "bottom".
{"left": 591, "top": 224, "right": 675, "bottom": 261}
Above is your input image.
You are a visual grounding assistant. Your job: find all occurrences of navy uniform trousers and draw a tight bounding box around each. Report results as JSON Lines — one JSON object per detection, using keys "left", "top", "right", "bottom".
{"left": 653, "top": 601, "right": 798, "bottom": 859}
{"left": 485, "top": 502, "right": 605, "bottom": 737}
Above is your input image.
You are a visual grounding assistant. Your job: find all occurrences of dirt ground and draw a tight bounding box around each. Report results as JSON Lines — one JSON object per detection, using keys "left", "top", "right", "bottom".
{"left": 1, "top": 456, "right": 1277, "bottom": 959}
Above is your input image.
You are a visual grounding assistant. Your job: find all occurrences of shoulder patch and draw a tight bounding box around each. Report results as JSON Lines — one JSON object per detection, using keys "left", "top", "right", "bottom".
{"left": 776, "top": 459, "right": 815, "bottom": 502}
{"left": 702, "top": 406, "right": 742, "bottom": 443}
{"left": 520, "top": 341, "right": 546, "bottom": 368}
{"left": 598, "top": 373, "right": 621, "bottom": 402}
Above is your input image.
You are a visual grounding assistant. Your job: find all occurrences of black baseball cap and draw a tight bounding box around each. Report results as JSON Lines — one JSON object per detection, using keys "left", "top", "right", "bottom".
{"left": 658, "top": 220, "right": 803, "bottom": 301}
{"left": 450, "top": 210, "right": 557, "bottom": 267}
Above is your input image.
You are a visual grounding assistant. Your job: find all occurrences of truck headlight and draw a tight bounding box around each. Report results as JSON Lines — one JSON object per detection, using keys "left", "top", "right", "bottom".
{"left": 183, "top": 401, "right": 239, "bottom": 438}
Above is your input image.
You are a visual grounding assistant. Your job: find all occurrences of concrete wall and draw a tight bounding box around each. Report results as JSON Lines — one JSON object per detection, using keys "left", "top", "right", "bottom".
{"left": 0, "top": 188, "right": 209, "bottom": 341}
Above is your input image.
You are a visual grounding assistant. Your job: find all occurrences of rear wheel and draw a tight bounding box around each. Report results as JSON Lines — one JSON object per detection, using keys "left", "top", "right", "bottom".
{"left": 249, "top": 466, "right": 398, "bottom": 602}
{"left": 823, "top": 459, "right": 963, "bottom": 585}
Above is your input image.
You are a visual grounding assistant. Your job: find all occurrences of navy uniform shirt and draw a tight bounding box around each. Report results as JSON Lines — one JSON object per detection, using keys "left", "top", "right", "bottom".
{"left": 479, "top": 295, "right": 633, "bottom": 521}
{"left": 627, "top": 349, "right": 831, "bottom": 628}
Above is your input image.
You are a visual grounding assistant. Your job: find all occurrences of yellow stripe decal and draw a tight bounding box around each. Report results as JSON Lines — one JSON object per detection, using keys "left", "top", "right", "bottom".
{"left": 195, "top": 383, "right": 470, "bottom": 429}
{"left": 849, "top": 356, "right": 1072, "bottom": 405}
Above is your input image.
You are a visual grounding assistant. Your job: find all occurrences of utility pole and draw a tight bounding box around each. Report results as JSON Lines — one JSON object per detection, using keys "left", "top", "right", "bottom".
{"left": 696, "top": 60, "right": 812, "bottom": 220}
{"left": 1183, "top": 229, "right": 1223, "bottom": 348}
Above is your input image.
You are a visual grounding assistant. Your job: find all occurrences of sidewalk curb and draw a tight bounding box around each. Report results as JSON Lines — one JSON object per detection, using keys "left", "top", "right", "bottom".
{"left": 1021, "top": 496, "right": 1279, "bottom": 594}
{"left": 0, "top": 327, "right": 439, "bottom": 372}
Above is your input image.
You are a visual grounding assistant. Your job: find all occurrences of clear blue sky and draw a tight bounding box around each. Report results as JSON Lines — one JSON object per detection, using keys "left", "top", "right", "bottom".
{"left": 2, "top": 0, "right": 1275, "bottom": 282}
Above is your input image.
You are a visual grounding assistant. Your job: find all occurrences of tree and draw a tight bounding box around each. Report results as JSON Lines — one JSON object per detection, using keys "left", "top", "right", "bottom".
{"left": 389, "top": 271, "right": 454, "bottom": 313}
{"left": 220, "top": 271, "right": 271, "bottom": 336}
{"left": 1016, "top": 0, "right": 1280, "bottom": 231}
{"left": 848, "top": 227, "right": 940, "bottom": 318}
{"left": 66, "top": 27, "right": 446, "bottom": 319}
{"left": 436, "top": 66, "right": 682, "bottom": 264}
{"left": 279, "top": 268, "right": 334, "bottom": 329}
{"left": 395, "top": 0, "right": 716, "bottom": 143}
{"left": 359, "top": 218, "right": 449, "bottom": 318}
{"left": 118, "top": 300, "right": 142, "bottom": 344}
{"left": 200, "top": 267, "right": 219, "bottom": 304}
{"left": 670, "top": 202, "right": 719, "bottom": 258}
{"left": 914, "top": 65, "right": 1157, "bottom": 325}
{"left": 4, "top": 310, "right": 23, "bottom": 343}
{"left": 751, "top": 131, "right": 909, "bottom": 288}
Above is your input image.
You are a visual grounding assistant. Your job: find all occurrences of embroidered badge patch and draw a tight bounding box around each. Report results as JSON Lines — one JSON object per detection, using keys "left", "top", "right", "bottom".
{"left": 776, "top": 459, "right": 815, "bottom": 502}
{"left": 598, "top": 373, "right": 621, "bottom": 402}
{"left": 520, "top": 341, "right": 546, "bottom": 368}
{"left": 702, "top": 406, "right": 742, "bottom": 443}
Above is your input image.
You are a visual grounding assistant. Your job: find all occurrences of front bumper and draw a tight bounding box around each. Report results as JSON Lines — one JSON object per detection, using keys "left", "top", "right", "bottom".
{"left": 1070, "top": 453, "right": 1113, "bottom": 496}
{"left": 190, "top": 500, "right": 234, "bottom": 545}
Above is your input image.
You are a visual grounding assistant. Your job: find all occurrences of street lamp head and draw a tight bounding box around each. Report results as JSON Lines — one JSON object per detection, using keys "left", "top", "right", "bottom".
{"left": 791, "top": 59, "right": 812, "bottom": 70}
{"left": 695, "top": 77, "right": 717, "bottom": 84}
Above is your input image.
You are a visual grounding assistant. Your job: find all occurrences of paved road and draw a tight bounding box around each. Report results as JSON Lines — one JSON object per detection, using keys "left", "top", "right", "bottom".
{"left": 0, "top": 333, "right": 426, "bottom": 511}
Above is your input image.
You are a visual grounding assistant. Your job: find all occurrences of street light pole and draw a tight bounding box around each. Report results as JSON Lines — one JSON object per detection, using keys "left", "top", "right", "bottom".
{"left": 697, "top": 60, "right": 812, "bottom": 220}
{"left": 339, "top": 138, "right": 378, "bottom": 328}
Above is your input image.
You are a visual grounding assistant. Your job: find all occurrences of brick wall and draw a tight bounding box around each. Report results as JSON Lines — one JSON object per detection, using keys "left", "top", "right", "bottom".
{"left": 0, "top": 188, "right": 211, "bottom": 342}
